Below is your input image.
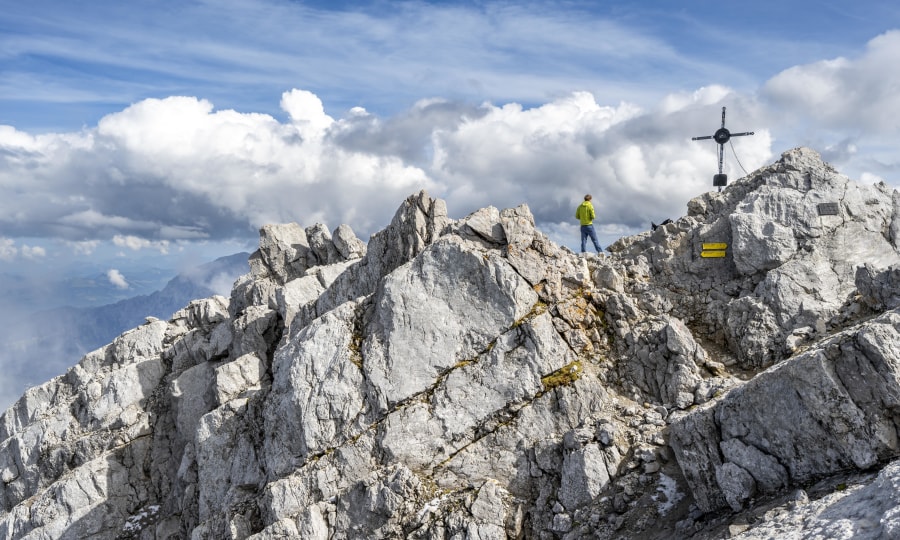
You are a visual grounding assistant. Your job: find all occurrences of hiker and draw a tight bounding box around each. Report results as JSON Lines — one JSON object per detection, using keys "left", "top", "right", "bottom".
{"left": 575, "top": 194, "right": 603, "bottom": 253}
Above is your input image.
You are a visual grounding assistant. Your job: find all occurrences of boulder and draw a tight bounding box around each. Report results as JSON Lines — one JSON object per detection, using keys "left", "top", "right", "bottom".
{"left": 671, "top": 310, "right": 900, "bottom": 513}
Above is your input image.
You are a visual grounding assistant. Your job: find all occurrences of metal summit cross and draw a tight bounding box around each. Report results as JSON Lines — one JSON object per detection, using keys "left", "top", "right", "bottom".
{"left": 692, "top": 106, "right": 754, "bottom": 191}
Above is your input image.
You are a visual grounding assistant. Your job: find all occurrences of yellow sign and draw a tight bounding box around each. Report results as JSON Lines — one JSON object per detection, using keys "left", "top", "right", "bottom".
{"left": 702, "top": 242, "right": 728, "bottom": 250}
{"left": 701, "top": 250, "right": 727, "bottom": 258}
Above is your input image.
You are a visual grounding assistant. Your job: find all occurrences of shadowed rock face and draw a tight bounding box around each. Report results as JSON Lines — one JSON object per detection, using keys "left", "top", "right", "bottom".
{"left": 3, "top": 148, "right": 900, "bottom": 539}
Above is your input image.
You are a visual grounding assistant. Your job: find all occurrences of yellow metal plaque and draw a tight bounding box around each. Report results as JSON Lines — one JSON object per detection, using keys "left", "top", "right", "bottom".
{"left": 701, "top": 250, "right": 727, "bottom": 258}
{"left": 702, "top": 242, "right": 728, "bottom": 250}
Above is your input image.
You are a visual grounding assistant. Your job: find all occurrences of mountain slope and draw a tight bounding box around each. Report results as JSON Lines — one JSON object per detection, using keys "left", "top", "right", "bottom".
{"left": 34, "top": 251, "right": 251, "bottom": 353}
{"left": 2, "top": 148, "right": 900, "bottom": 539}
{"left": 0, "top": 253, "right": 249, "bottom": 410}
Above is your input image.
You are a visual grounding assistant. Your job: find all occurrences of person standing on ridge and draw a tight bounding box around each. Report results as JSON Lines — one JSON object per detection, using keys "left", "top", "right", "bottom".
{"left": 575, "top": 194, "right": 603, "bottom": 254}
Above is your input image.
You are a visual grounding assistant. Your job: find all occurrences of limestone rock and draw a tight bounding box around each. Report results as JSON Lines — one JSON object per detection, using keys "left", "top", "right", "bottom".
{"left": 617, "top": 316, "right": 704, "bottom": 409}
{"left": 560, "top": 443, "right": 611, "bottom": 510}
{"left": 728, "top": 460, "right": 900, "bottom": 540}
{"left": 5, "top": 149, "right": 900, "bottom": 539}
{"left": 311, "top": 190, "right": 449, "bottom": 324}
{"left": 857, "top": 263, "right": 900, "bottom": 311}
{"left": 332, "top": 223, "right": 367, "bottom": 260}
{"left": 461, "top": 206, "right": 506, "bottom": 244}
{"left": 363, "top": 236, "right": 538, "bottom": 408}
{"left": 255, "top": 223, "right": 310, "bottom": 283}
{"left": 671, "top": 310, "right": 900, "bottom": 513}
{"left": 305, "top": 223, "right": 341, "bottom": 266}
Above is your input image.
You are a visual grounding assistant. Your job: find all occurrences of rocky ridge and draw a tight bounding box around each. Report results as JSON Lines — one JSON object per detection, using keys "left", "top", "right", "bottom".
{"left": 2, "top": 147, "right": 900, "bottom": 539}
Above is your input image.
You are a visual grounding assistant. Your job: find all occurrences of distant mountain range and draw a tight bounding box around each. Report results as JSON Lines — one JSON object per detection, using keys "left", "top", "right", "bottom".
{"left": 0, "top": 252, "right": 249, "bottom": 404}
{"left": 0, "top": 263, "right": 177, "bottom": 312}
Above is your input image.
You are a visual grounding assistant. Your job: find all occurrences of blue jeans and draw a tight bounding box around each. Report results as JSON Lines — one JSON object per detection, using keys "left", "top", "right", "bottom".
{"left": 580, "top": 225, "right": 602, "bottom": 253}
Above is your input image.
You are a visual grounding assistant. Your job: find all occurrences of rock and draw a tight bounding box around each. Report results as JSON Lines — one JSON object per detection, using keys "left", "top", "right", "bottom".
{"left": 255, "top": 223, "right": 310, "bottom": 283}
{"left": 857, "top": 264, "right": 900, "bottom": 311}
{"left": 671, "top": 310, "right": 900, "bottom": 513}
{"left": 5, "top": 149, "right": 900, "bottom": 539}
{"left": 596, "top": 422, "right": 616, "bottom": 447}
{"left": 332, "top": 465, "right": 426, "bottom": 538}
{"left": 617, "top": 316, "right": 703, "bottom": 409}
{"left": 461, "top": 206, "right": 506, "bottom": 245}
{"left": 469, "top": 479, "right": 508, "bottom": 527}
{"left": 716, "top": 462, "right": 756, "bottom": 511}
{"left": 730, "top": 211, "right": 798, "bottom": 275}
{"left": 363, "top": 237, "right": 538, "bottom": 409}
{"left": 727, "top": 461, "right": 900, "bottom": 540}
{"left": 264, "top": 300, "right": 367, "bottom": 475}
{"left": 214, "top": 353, "right": 266, "bottom": 405}
{"left": 559, "top": 443, "right": 610, "bottom": 510}
{"left": 276, "top": 274, "right": 324, "bottom": 330}
{"left": 311, "top": 190, "right": 449, "bottom": 323}
{"left": 506, "top": 243, "right": 548, "bottom": 286}
{"left": 594, "top": 265, "right": 624, "bottom": 292}
{"left": 500, "top": 204, "right": 536, "bottom": 248}
{"left": 720, "top": 438, "right": 788, "bottom": 493}
{"left": 332, "top": 223, "right": 367, "bottom": 260}
{"left": 305, "top": 223, "right": 341, "bottom": 266}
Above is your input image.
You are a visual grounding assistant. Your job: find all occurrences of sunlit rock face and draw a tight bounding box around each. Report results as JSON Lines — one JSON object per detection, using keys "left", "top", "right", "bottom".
{"left": 4, "top": 148, "right": 900, "bottom": 539}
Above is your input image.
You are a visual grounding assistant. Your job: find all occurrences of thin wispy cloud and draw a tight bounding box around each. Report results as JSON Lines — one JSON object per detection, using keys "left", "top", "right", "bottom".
{"left": 2, "top": 1, "right": 790, "bottom": 126}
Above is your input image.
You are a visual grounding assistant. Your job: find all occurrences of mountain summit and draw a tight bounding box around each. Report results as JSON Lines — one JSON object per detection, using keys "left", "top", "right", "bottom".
{"left": 2, "top": 147, "right": 900, "bottom": 539}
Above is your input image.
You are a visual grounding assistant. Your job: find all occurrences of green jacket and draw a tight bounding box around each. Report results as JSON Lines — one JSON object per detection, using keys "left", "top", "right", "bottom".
{"left": 575, "top": 201, "right": 595, "bottom": 226}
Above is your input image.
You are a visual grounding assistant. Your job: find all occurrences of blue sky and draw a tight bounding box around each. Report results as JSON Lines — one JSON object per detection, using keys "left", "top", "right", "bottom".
{"left": 0, "top": 1, "right": 889, "bottom": 123}
{"left": 1, "top": 0, "right": 900, "bottom": 297}
{"left": 7, "top": 1, "right": 894, "bottom": 133}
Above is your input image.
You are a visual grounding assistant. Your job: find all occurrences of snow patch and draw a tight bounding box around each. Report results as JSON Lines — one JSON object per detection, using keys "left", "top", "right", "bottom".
{"left": 654, "top": 473, "right": 684, "bottom": 515}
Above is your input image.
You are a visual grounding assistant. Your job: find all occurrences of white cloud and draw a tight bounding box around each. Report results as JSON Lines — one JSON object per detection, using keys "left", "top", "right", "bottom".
{"left": 0, "top": 238, "right": 17, "bottom": 261}
{"left": 763, "top": 30, "right": 900, "bottom": 134}
{"left": 67, "top": 240, "right": 100, "bottom": 255}
{"left": 59, "top": 210, "right": 152, "bottom": 230}
{"left": 658, "top": 85, "right": 733, "bottom": 115}
{"left": 106, "top": 268, "right": 129, "bottom": 289}
{"left": 205, "top": 272, "right": 239, "bottom": 297}
{"left": 20, "top": 245, "right": 45, "bottom": 259}
{"left": 0, "top": 90, "right": 436, "bottom": 244}
{"left": 0, "top": 239, "right": 45, "bottom": 261}
{"left": 860, "top": 172, "right": 887, "bottom": 185}
{"left": 428, "top": 91, "right": 773, "bottom": 229}
{"left": 1, "top": 45, "right": 898, "bottom": 259}
{"left": 112, "top": 235, "right": 170, "bottom": 254}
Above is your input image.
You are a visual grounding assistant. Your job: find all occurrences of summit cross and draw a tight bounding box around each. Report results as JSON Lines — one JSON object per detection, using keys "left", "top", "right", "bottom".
{"left": 692, "top": 106, "right": 754, "bottom": 191}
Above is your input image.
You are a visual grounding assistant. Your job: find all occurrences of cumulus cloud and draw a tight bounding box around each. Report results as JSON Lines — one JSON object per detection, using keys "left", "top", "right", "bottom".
{"left": 1, "top": 51, "right": 897, "bottom": 260}
{"left": 763, "top": 30, "right": 900, "bottom": 134}
{"left": 755, "top": 30, "right": 900, "bottom": 181}
{"left": 106, "top": 269, "right": 129, "bottom": 289}
{"left": 0, "top": 238, "right": 46, "bottom": 261}
{"left": 429, "top": 90, "right": 772, "bottom": 230}
{"left": 0, "top": 85, "right": 771, "bottom": 253}
{"left": 0, "top": 89, "right": 434, "bottom": 246}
